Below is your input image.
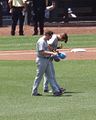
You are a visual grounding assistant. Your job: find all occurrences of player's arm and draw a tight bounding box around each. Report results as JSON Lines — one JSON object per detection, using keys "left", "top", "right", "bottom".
{"left": 39, "top": 50, "right": 57, "bottom": 57}
{"left": 48, "top": 44, "right": 54, "bottom": 51}
{"left": 22, "top": 0, "right": 28, "bottom": 12}
{"left": 46, "top": 1, "right": 55, "bottom": 11}
{"left": 8, "top": 0, "right": 13, "bottom": 13}
{"left": 23, "top": 0, "right": 28, "bottom": 7}
{"left": 8, "top": 0, "right": 12, "bottom": 8}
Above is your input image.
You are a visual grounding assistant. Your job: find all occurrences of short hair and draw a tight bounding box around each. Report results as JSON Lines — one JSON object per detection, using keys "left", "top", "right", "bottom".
{"left": 61, "top": 33, "right": 68, "bottom": 43}
{"left": 45, "top": 31, "right": 53, "bottom": 36}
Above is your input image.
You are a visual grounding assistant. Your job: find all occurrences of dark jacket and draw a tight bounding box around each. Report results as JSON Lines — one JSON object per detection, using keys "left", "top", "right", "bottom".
{"left": 32, "top": 0, "right": 46, "bottom": 13}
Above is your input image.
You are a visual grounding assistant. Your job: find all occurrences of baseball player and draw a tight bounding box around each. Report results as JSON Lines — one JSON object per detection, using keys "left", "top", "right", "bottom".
{"left": 48, "top": 33, "right": 68, "bottom": 50}
{"left": 43, "top": 33, "right": 68, "bottom": 93}
{"left": 32, "top": 31, "right": 63, "bottom": 96}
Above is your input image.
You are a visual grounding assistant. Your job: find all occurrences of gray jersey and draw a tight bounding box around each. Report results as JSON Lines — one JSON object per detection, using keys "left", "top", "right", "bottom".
{"left": 47, "top": 34, "right": 58, "bottom": 50}
{"left": 36, "top": 36, "right": 49, "bottom": 57}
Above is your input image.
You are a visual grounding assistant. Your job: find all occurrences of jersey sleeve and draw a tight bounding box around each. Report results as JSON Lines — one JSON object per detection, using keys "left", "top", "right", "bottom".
{"left": 38, "top": 41, "right": 45, "bottom": 51}
{"left": 47, "top": 34, "right": 57, "bottom": 45}
{"left": 37, "top": 37, "right": 47, "bottom": 52}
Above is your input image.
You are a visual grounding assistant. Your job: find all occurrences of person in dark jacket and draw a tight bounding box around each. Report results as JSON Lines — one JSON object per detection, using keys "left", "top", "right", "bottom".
{"left": 32, "top": 0, "right": 46, "bottom": 35}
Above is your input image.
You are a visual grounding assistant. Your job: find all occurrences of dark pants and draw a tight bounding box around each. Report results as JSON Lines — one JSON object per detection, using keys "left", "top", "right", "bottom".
{"left": 11, "top": 7, "right": 25, "bottom": 35}
{"left": 33, "top": 11, "right": 45, "bottom": 35}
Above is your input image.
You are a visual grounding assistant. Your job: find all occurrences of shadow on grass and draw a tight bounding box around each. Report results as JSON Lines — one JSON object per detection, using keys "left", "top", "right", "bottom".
{"left": 63, "top": 91, "right": 82, "bottom": 97}
{"left": 43, "top": 91, "right": 82, "bottom": 97}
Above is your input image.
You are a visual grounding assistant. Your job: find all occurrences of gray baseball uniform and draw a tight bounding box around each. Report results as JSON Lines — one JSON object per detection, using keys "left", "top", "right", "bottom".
{"left": 43, "top": 34, "right": 61, "bottom": 91}
{"left": 32, "top": 36, "right": 60, "bottom": 95}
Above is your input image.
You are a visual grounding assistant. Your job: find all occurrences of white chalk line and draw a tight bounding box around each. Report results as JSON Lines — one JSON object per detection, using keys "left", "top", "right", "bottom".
{"left": 0, "top": 51, "right": 95, "bottom": 56}
{"left": 0, "top": 52, "right": 36, "bottom": 56}
{"left": 0, "top": 49, "right": 96, "bottom": 56}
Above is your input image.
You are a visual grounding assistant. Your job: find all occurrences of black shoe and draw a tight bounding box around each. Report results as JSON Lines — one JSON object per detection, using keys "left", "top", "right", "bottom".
{"left": 11, "top": 31, "right": 15, "bottom": 36}
{"left": 60, "top": 88, "right": 66, "bottom": 93}
{"left": 40, "top": 33, "right": 43, "bottom": 35}
{"left": 40, "top": 30, "right": 44, "bottom": 35}
{"left": 32, "top": 93, "right": 42, "bottom": 96}
{"left": 19, "top": 33, "right": 24, "bottom": 36}
{"left": 44, "top": 90, "right": 49, "bottom": 93}
{"left": 53, "top": 92, "right": 62, "bottom": 96}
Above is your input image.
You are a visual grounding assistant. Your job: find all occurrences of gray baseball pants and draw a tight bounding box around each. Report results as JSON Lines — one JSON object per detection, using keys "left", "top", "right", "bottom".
{"left": 32, "top": 57, "right": 60, "bottom": 95}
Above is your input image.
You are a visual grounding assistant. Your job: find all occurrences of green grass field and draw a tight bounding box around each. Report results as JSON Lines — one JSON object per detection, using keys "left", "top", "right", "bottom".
{"left": 0, "top": 35, "right": 96, "bottom": 120}
{"left": 0, "top": 34, "right": 96, "bottom": 50}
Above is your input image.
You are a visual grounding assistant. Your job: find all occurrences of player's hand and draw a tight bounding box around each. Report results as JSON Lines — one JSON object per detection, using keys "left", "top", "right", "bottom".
{"left": 52, "top": 52, "right": 58, "bottom": 56}
{"left": 9, "top": 8, "right": 13, "bottom": 14}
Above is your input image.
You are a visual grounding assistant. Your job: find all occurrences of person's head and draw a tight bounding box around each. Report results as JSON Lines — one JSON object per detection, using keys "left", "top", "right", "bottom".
{"left": 58, "top": 33, "right": 68, "bottom": 43}
{"left": 44, "top": 31, "right": 53, "bottom": 40}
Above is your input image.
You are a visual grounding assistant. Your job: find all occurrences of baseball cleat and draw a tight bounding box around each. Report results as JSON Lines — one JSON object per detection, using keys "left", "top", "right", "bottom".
{"left": 32, "top": 93, "right": 42, "bottom": 96}
{"left": 53, "top": 92, "right": 62, "bottom": 96}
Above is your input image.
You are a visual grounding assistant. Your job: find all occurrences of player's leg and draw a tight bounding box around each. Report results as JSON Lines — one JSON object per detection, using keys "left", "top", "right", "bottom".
{"left": 32, "top": 58, "right": 48, "bottom": 95}
{"left": 43, "top": 74, "right": 49, "bottom": 92}
{"left": 45, "top": 61, "right": 62, "bottom": 95}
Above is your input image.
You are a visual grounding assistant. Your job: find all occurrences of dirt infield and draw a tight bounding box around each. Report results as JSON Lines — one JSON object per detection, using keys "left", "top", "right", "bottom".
{"left": 0, "top": 48, "right": 96, "bottom": 60}
{"left": 0, "top": 25, "right": 96, "bottom": 60}
{"left": 0, "top": 25, "right": 96, "bottom": 35}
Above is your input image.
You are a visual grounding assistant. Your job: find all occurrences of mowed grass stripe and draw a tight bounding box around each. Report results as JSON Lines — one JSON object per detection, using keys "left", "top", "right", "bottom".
{"left": 0, "top": 34, "right": 96, "bottom": 50}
